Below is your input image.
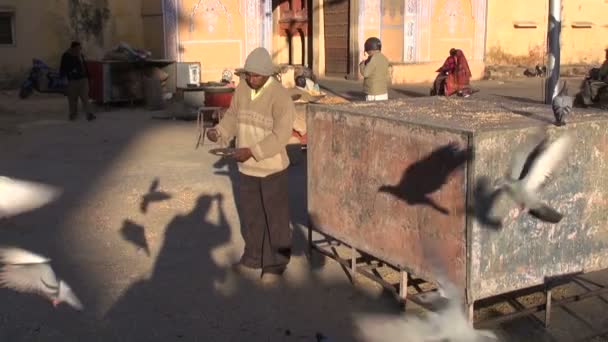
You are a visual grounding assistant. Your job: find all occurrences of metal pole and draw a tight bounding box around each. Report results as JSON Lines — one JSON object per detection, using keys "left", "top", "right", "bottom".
{"left": 545, "top": 0, "right": 562, "bottom": 104}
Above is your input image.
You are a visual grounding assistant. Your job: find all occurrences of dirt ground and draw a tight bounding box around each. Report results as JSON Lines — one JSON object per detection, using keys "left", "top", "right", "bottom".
{"left": 0, "top": 79, "right": 607, "bottom": 342}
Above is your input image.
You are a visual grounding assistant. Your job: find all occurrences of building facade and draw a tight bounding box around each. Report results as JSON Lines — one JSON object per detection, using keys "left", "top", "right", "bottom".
{"left": 312, "top": 0, "right": 488, "bottom": 83}
{"left": 0, "top": 0, "right": 145, "bottom": 87}
{"left": 486, "top": 0, "right": 608, "bottom": 67}
{"left": 2, "top": 0, "right": 608, "bottom": 87}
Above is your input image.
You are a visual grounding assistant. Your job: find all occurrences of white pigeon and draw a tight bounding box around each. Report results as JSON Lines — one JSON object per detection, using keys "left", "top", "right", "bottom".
{"left": 0, "top": 246, "right": 84, "bottom": 310}
{"left": 551, "top": 80, "right": 573, "bottom": 126}
{"left": 495, "top": 131, "right": 573, "bottom": 223}
{"left": 0, "top": 176, "right": 62, "bottom": 218}
{"left": 355, "top": 273, "right": 497, "bottom": 342}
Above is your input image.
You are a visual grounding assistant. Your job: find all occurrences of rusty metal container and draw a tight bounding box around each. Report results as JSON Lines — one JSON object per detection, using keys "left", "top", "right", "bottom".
{"left": 306, "top": 97, "right": 608, "bottom": 305}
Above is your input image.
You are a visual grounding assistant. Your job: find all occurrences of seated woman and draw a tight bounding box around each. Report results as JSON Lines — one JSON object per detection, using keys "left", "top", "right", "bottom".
{"left": 431, "top": 48, "right": 475, "bottom": 97}
{"left": 446, "top": 49, "right": 475, "bottom": 97}
{"left": 431, "top": 48, "right": 457, "bottom": 96}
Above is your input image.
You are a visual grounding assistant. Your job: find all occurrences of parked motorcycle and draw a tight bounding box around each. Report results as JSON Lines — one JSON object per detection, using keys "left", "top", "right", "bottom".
{"left": 19, "top": 59, "right": 67, "bottom": 99}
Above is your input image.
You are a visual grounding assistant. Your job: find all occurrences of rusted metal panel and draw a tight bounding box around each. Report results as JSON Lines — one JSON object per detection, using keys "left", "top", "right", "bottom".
{"left": 469, "top": 121, "right": 608, "bottom": 301}
{"left": 307, "top": 97, "right": 608, "bottom": 303}
{"left": 307, "top": 105, "right": 469, "bottom": 288}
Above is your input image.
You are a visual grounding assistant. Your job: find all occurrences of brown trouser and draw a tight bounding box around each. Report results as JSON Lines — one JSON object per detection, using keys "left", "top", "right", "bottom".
{"left": 67, "top": 78, "right": 92, "bottom": 116}
{"left": 432, "top": 74, "right": 447, "bottom": 95}
{"left": 238, "top": 169, "right": 291, "bottom": 274}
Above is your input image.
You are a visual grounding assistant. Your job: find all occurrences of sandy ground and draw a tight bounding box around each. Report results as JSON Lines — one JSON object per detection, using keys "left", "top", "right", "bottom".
{"left": 0, "top": 80, "right": 607, "bottom": 341}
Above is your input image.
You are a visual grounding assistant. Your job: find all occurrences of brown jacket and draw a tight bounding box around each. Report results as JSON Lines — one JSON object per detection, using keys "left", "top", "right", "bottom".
{"left": 359, "top": 52, "right": 390, "bottom": 95}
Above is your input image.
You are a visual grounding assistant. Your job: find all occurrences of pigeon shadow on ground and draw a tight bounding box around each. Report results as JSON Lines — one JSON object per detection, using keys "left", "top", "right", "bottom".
{"left": 378, "top": 143, "right": 472, "bottom": 215}
{"left": 119, "top": 219, "right": 150, "bottom": 256}
{"left": 140, "top": 177, "right": 172, "bottom": 214}
{"left": 100, "top": 192, "right": 397, "bottom": 341}
{"left": 101, "top": 193, "right": 233, "bottom": 340}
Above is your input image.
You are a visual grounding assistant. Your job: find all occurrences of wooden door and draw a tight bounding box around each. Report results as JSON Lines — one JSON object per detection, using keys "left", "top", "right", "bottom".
{"left": 323, "top": 0, "right": 350, "bottom": 76}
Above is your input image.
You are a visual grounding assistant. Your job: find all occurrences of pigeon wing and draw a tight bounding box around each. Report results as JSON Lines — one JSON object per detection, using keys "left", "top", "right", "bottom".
{"left": 58, "top": 281, "right": 84, "bottom": 311}
{"left": 507, "top": 132, "right": 546, "bottom": 180}
{"left": 0, "top": 263, "right": 59, "bottom": 297}
{"left": 522, "top": 133, "right": 572, "bottom": 193}
{"left": 0, "top": 176, "right": 62, "bottom": 218}
{"left": 0, "top": 247, "right": 51, "bottom": 265}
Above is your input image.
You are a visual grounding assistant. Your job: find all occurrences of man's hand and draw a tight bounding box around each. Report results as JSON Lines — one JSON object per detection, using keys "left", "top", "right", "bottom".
{"left": 232, "top": 148, "right": 253, "bottom": 163}
{"left": 206, "top": 128, "right": 219, "bottom": 142}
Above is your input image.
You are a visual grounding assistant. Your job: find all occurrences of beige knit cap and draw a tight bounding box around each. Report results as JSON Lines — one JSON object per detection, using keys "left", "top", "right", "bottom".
{"left": 236, "top": 47, "right": 277, "bottom": 76}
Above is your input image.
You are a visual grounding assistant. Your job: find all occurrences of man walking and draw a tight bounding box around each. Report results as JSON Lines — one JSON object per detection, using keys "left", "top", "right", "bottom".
{"left": 359, "top": 37, "right": 390, "bottom": 101}
{"left": 60, "top": 41, "right": 96, "bottom": 121}
{"left": 206, "top": 47, "right": 295, "bottom": 285}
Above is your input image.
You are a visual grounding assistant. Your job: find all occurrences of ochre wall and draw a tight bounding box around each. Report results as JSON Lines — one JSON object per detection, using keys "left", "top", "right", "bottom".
{"left": 485, "top": 0, "right": 608, "bottom": 66}
{"left": 176, "top": 0, "right": 267, "bottom": 82}
{"left": 0, "top": 0, "right": 145, "bottom": 87}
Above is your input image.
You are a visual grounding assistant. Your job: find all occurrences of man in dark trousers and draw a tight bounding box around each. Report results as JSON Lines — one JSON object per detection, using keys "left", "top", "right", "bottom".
{"left": 206, "top": 47, "right": 295, "bottom": 286}
{"left": 60, "top": 41, "right": 96, "bottom": 121}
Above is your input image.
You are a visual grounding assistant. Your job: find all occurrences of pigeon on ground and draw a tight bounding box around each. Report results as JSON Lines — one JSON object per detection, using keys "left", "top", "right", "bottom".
{"left": 495, "top": 131, "right": 573, "bottom": 223}
{"left": 140, "top": 178, "right": 172, "bottom": 213}
{"left": 552, "top": 80, "right": 573, "bottom": 126}
{"left": 535, "top": 64, "right": 547, "bottom": 77}
{"left": 0, "top": 246, "right": 83, "bottom": 310}
{"left": 0, "top": 176, "right": 62, "bottom": 218}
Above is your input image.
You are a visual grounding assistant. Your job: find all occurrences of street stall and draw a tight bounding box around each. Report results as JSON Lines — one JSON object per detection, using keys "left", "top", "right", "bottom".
{"left": 306, "top": 97, "right": 608, "bottom": 324}
{"left": 87, "top": 59, "right": 176, "bottom": 106}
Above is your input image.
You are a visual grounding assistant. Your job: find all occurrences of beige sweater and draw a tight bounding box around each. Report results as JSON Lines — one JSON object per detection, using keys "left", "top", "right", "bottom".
{"left": 215, "top": 78, "right": 296, "bottom": 177}
{"left": 359, "top": 52, "right": 390, "bottom": 95}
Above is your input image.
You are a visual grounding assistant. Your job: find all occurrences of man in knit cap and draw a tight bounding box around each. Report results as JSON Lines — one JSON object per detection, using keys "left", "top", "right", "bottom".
{"left": 207, "top": 47, "right": 296, "bottom": 285}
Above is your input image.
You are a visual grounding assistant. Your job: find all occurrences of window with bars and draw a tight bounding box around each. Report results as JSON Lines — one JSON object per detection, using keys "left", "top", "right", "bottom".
{"left": 0, "top": 11, "right": 15, "bottom": 45}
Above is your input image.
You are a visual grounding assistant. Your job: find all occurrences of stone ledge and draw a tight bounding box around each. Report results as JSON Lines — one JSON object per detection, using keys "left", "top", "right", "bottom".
{"left": 484, "top": 64, "right": 593, "bottom": 80}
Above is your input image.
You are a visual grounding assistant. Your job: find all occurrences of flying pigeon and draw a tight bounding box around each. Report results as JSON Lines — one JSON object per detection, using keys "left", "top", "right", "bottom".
{"left": 469, "top": 176, "right": 507, "bottom": 229}
{"left": 355, "top": 271, "right": 497, "bottom": 342}
{"left": 495, "top": 131, "right": 572, "bottom": 223}
{"left": 0, "top": 246, "right": 83, "bottom": 310}
{"left": 140, "top": 178, "right": 172, "bottom": 213}
{"left": 0, "top": 176, "right": 62, "bottom": 218}
{"left": 552, "top": 80, "right": 573, "bottom": 126}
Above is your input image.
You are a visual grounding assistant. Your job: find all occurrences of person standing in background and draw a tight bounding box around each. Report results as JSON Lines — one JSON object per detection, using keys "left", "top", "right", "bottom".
{"left": 359, "top": 37, "right": 390, "bottom": 101}
{"left": 60, "top": 41, "right": 96, "bottom": 121}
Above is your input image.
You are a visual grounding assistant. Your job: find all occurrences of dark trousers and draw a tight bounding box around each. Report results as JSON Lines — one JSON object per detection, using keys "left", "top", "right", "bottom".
{"left": 432, "top": 74, "right": 447, "bottom": 96}
{"left": 238, "top": 169, "right": 291, "bottom": 274}
{"left": 67, "top": 78, "right": 92, "bottom": 116}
